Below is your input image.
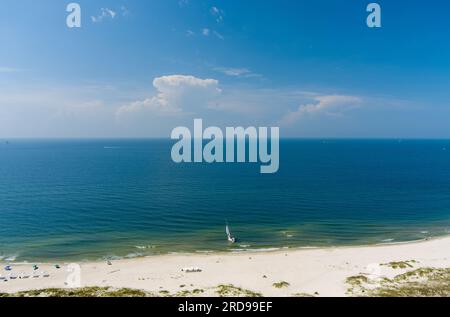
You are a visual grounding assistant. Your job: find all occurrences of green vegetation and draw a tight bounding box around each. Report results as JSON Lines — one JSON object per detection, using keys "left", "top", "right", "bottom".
{"left": 381, "top": 260, "right": 418, "bottom": 270}
{"left": 346, "top": 275, "right": 372, "bottom": 295}
{"left": 2, "top": 285, "right": 259, "bottom": 298}
{"left": 100, "top": 288, "right": 148, "bottom": 297}
{"left": 346, "top": 268, "right": 450, "bottom": 297}
{"left": 273, "top": 281, "right": 290, "bottom": 289}
{"left": 0, "top": 287, "right": 153, "bottom": 297}
{"left": 215, "top": 284, "right": 262, "bottom": 297}
{"left": 292, "top": 293, "right": 315, "bottom": 297}
{"left": 175, "top": 289, "right": 205, "bottom": 297}
{"left": 346, "top": 275, "right": 369, "bottom": 286}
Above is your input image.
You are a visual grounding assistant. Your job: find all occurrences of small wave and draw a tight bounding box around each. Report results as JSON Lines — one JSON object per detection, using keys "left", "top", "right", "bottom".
{"left": 103, "top": 255, "right": 124, "bottom": 261}
{"left": 381, "top": 239, "right": 395, "bottom": 243}
{"left": 103, "top": 146, "right": 121, "bottom": 149}
{"left": 104, "top": 252, "right": 146, "bottom": 261}
{"left": 238, "top": 244, "right": 251, "bottom": 248}
{"left": 124, "top": 252, "right": 144, "bottom": 259}
{"left": 135, "top": 245, "right": 157, "bottom": 250}
{"left": 0, "top": 254, "right": 18, "bottom": 262}
{"left": 280, "top": 231, "right": 295, "bottom": 239}
{"left": 230, "top": 247, "right": 287, "bottom": 253}
{"left": 420, "top": 231, "right": 429, "bottom": 234}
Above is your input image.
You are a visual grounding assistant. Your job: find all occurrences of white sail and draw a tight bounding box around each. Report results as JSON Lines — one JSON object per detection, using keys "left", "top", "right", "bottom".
{"left": 226, "top": 224, "right": 236, "bottom": 243}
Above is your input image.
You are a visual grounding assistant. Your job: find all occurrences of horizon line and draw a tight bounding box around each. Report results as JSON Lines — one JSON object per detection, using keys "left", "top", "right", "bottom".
{"left": 2, "top": 137, "right": 450, "bottom": 141}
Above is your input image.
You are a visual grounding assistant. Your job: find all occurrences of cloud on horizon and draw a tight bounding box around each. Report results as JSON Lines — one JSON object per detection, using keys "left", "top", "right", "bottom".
{"left": 117, "top": 75, "right": 366, "bottom": 131}
{"left": 279, "top": 95, "right": 362, "bottom": 126}
{"left": 1, "top": 73, "right": 421, "bottom": 138}
{"left": 116, "top": 75, "right": 222, "bottom": 119}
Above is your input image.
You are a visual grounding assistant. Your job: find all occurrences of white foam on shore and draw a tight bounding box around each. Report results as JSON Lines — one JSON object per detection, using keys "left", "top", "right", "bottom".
{"left": 135, "top": 245, "right": 157, "bottom": 250}
{"left": 376, "top": 237, "right": 429, "bottom": 246}
{"left": 230, "top": 247, "right": 289, "bottom": 253}
{"left": 0, "top": 254, "right": 18, "bottom": 262}
{"left": 195, "top": 250, "right": 215, "bottom": 254}
{"left": 124, "top": 253, "right": 144, "bottom": 259}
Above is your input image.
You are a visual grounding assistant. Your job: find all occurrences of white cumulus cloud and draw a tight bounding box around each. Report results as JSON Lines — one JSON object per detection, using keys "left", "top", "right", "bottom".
{"left": 116, "top": 75, "right": 221, "bottom": 119}
{"left": 280, "top": 95, "right": 362, "bottom": 125}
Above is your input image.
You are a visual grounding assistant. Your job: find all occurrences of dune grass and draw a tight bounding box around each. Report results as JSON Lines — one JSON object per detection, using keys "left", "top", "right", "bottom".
{"left": 381, "top": 260, "right": 418, "bottom": 270}
{"left": 215, "top": 284, "right": 262, "bottom": 297}
{"left": 273, "top": 281, "right": 290, "bottom": 289}
{"left": 347, "top": 268, "right": 450, "bottom": 297}
{"left": 1, "top": 285, "right": 259, "bottom": 298}
{"left": 0, "top": 287, "right": 152, "bottom": 297}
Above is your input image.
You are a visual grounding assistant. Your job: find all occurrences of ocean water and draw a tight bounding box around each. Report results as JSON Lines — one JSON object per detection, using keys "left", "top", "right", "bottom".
{"left": 0, "top": 139, "right": 450, "bottom": 262}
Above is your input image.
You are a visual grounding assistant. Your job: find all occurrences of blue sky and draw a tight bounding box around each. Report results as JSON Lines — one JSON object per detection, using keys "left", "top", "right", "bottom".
{"left": 1, "top": 0, "right": 450, "bottom": 138}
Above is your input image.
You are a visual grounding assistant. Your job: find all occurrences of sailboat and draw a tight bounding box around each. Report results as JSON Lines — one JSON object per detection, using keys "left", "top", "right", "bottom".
{"left": 226, "top": 223, "right": 236, "bottom": 243}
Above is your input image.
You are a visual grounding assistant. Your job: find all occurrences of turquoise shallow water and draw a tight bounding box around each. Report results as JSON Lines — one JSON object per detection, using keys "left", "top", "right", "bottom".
{"left": 0, "top": 139, "right": 450, "bottom": 261}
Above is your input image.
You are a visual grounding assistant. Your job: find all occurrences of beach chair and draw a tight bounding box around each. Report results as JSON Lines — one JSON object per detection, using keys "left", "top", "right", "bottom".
{"left": 42, "top": 271, "right": 50, "bottom": 278}
{"left": 32, "top": 272, "right": 40, "bottom": 278}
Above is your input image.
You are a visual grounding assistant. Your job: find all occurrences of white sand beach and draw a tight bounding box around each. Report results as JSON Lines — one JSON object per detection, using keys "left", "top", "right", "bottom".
{"left": 1, "top": 236, "right": 449, "bottom": 297}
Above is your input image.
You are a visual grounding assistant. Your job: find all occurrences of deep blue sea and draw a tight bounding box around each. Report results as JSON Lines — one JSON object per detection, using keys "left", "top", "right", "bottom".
{"left": 1, "top": 139, "right": 450, "bottom": 262}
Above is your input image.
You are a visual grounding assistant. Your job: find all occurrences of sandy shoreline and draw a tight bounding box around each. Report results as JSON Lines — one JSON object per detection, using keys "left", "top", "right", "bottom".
{"left": 1, "top": 236, "right": 449, "bottom": 297}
